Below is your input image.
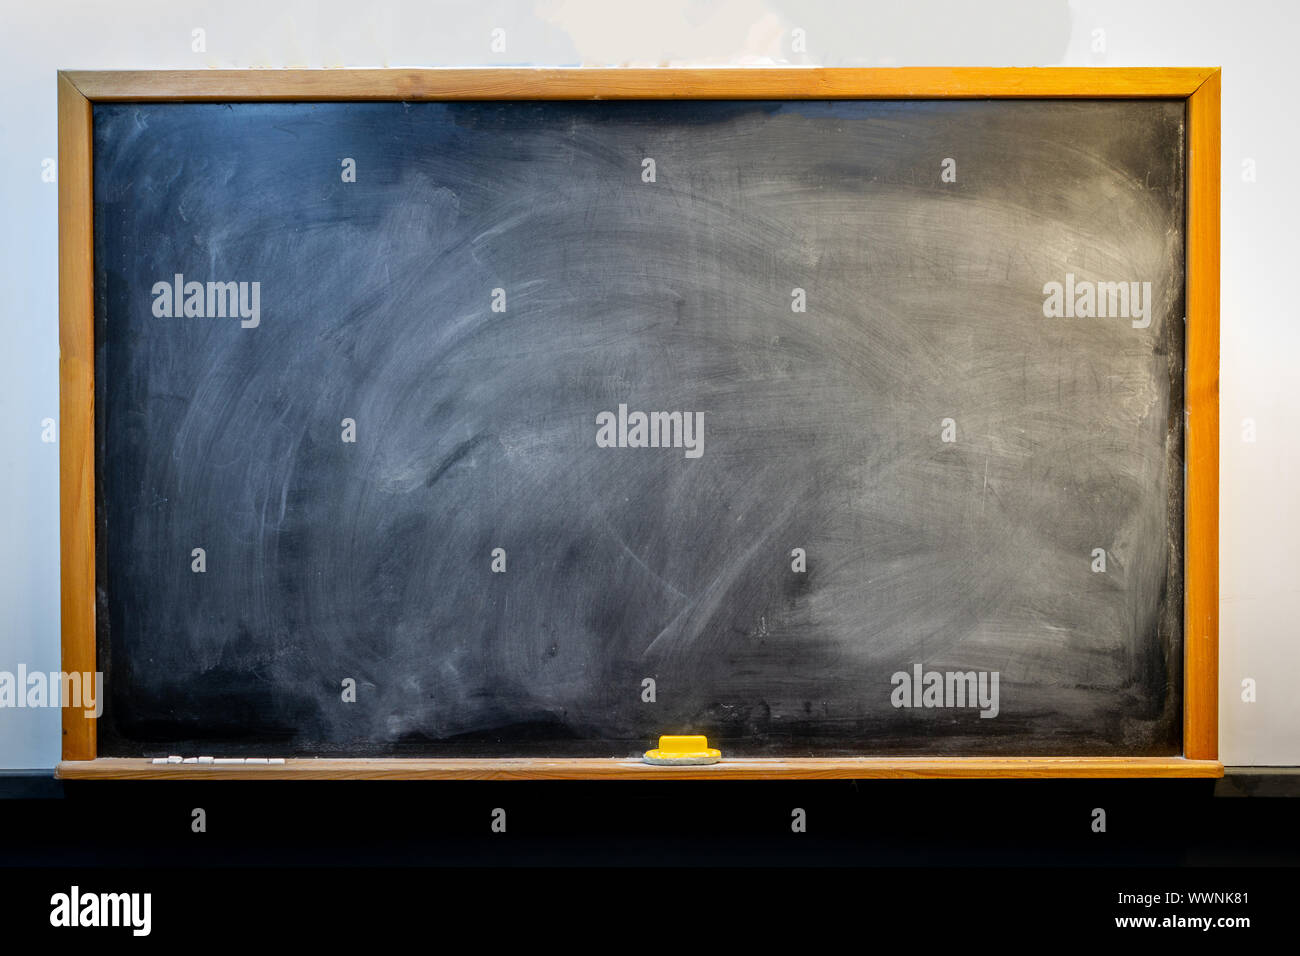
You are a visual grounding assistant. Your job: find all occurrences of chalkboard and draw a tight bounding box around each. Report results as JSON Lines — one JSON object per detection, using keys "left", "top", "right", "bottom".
{"left": 92, "top": 98, "right": 1186, "bottom": 758}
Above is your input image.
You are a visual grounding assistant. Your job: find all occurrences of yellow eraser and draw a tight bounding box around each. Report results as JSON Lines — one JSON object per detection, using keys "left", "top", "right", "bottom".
{"left": 643, "top": 735, "right": 721, "bottom": 766}
{"left": 659, "top": 735, "right": 710, "bottom": 754}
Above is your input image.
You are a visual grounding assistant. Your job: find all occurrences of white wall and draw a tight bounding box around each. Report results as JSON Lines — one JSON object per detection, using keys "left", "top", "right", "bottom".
{"left": 0, "top": 0, "right": 1293, "bottom": 767}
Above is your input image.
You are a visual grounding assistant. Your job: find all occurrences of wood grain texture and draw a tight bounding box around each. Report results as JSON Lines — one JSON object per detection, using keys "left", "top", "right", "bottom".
{"left": 58, "top": 73, "right": 96, "bottom": 761}
{"left": 1184, "top": 69, "right": 1221, "bottom": 761}
{"left": 63, "top": 67, "right": 1216, "bottom": 102}
{"left": 57, "top": 756, "right": 1223, "bottom": 780}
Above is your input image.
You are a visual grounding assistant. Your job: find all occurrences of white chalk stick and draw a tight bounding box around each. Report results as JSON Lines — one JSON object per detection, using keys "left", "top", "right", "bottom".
{"left": 167, "top": 755, "right": 183, "bottom": 763}
{"left": 198, "top": 756, "right": 214, "bottom": 764}
{"left": 151, "top": 757, "right": 168, "bottom": 764}
{"left": 213, "top": 758, "right": 245, "bottom": 765}
{"left": 182, "top": 757, "right": 197, "bottom": 763}
{"left": 244, "top": 758, "right": 269, "bottom": 764}
{"left": 268, "top": 758, "right": 285, "bottom": 764}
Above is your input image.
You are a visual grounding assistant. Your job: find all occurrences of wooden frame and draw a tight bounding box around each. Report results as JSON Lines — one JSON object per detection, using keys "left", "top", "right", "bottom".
{"left": 57, "top": 68, "right": 1221, "bottom": 780}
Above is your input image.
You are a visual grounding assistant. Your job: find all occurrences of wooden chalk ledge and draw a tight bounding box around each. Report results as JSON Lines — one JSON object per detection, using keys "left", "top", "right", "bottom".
{"left": 56, "top": 756, "right": 1224, "bottom": 781}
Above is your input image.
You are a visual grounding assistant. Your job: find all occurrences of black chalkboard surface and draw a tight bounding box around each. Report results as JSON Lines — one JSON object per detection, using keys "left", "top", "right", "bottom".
{"left": 93, "top": 99, "right": 1185, "bottom": 758}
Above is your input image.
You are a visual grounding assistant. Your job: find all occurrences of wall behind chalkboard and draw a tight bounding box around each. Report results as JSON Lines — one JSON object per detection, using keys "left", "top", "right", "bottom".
{"left": 93, "top": 99, "right": 1185, "bottom": 757}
